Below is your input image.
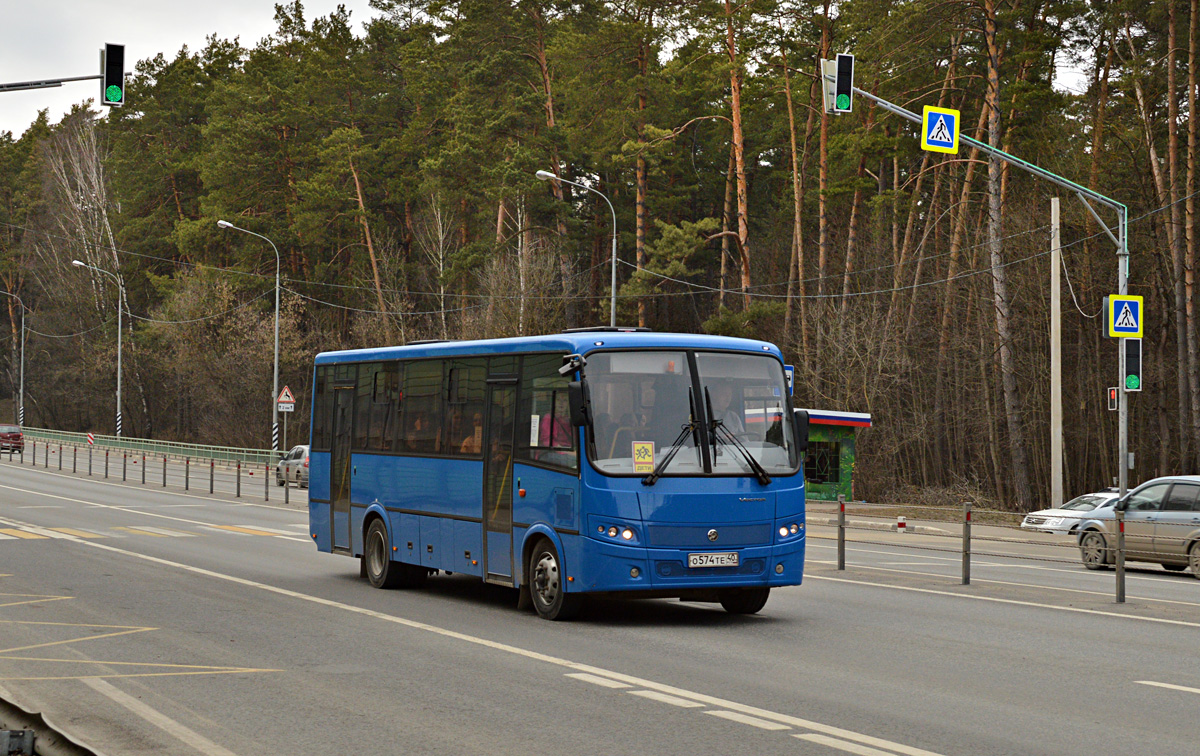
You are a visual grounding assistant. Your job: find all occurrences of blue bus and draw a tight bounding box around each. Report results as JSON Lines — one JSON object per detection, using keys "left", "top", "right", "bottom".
{"left": 307, "top": 328, "right": 809, "bottom": 620}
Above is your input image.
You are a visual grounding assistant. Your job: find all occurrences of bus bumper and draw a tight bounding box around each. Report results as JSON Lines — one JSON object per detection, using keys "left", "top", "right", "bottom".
{"left": 577, "top": 535, "right": 805, "bottom": 593}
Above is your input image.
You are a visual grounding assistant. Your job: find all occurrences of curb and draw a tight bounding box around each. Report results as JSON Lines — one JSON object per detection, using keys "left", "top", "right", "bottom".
{"left": 807, "top": 515, "right": 951, "bottom": 536}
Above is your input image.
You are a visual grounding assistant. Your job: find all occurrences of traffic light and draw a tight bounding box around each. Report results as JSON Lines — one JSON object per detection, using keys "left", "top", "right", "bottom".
{"left": 1123, "top": 338, "right": 1142, "bottom": 392}
{"left": 1108, "top": 387, "right": 1118, "bottom": 411}
{"left": 101, "top": 43, "right": 124, "bottom": 107}
{"left": 834, "top": 53, "right": 854, "bottom": 114}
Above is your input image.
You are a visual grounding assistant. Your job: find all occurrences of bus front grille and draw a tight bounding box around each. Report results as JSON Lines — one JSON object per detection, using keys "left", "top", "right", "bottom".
{"left": 645, "top": 524, "right": 772, "bottom": 547}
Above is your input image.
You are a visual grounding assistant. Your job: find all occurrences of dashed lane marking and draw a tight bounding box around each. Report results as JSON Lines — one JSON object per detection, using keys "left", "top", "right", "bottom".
{"left": 795, "top": 733, "right": 906, "bottom": 755}
{"left": 566, "top": 672, "right": 632, "bottom": 689}
{"left": 706, "top": 710, "right": 791, "bottom": 730}
{"left": 1135, "top": 680, "right": 1200, "bottom": 696}
{"left": 114, "top": 526, "right": 170, "bottom": 538}
{"left": 628, "top": 690, "right": 705, "bottom": 708}
{"left": 126, "top": 526, "right": 197, "bottom": 538}
{"left": 47, "top": 527, "right": 106, "bottom": 539}
{"left": 206, "top": 525, "right": 289, "bottom": 537}
{"left": 0, "top": 528, "right": 46, "bottom": 539}
{"left": 3, "top": 516, "right": 946, "bottom": 756}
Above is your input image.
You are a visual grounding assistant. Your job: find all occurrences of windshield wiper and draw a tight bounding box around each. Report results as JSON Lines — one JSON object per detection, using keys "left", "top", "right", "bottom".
{"left": 642, "top": 388, "right": 698, "bottom": 486}
{"left": 705, "top": 387, "right": 772, "bottom": 485}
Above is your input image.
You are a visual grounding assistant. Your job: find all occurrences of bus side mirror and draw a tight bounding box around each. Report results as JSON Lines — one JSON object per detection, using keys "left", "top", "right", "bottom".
{"left": 568, "top": 381, "right": 590, "bottom": 427}
{"left": 793, "top": 409, "right": 809, "bottom": 453}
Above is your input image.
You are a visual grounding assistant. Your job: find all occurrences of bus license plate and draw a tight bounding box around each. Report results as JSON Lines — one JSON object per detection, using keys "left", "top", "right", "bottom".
{"left": 688, "top": 552, "right": 739, "bottom": 568}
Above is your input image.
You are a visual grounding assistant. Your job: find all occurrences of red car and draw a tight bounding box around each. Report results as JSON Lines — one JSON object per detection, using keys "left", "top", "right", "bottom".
{"left": 0, "top": 424, "right": 23, "bottom": 452}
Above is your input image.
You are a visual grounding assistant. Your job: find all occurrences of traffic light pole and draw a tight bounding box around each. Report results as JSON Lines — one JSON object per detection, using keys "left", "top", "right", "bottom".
{"left": 0, "top": 74, "right": 101, "bottom": 93}
{"left": 850, "top": 85, "right": 1132, "bottom": 496}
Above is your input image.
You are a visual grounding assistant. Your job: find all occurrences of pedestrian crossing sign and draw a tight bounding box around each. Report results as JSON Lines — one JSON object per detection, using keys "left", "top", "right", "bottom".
{"left": 1108, "top": 295, "right": 1143, "bottom": 338}
{"left": 921, "top": 105, "right": 960, "bottom": 154}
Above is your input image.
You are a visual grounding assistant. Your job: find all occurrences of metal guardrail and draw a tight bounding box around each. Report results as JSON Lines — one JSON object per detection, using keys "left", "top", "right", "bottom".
{"left": 21, "top": 427, "right": 282, "bottom": 465}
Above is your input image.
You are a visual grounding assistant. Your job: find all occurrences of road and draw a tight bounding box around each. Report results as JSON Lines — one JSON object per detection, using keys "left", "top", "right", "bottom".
{"left": 0, "top": 457, "right": 1197, "bottom": 756}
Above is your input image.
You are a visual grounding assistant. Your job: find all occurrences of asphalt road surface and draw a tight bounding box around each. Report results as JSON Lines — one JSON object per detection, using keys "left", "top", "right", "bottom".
{"left": 1, "top": 458, "right": 1197, "bottom": 756}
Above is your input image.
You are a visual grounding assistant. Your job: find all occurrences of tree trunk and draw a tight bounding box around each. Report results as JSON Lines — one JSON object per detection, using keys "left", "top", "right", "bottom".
{"left": 985, "top": 0, "right": 1033, "bottom": 510}
{"left": 1189, "top": 0, "right": 1200, "bottom": 469}
{"left": 726, "top": 1, "right": 751, "bottom": 308}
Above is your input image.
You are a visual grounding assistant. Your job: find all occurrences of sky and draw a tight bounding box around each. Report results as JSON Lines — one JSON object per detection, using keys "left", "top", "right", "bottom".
{"left": 0, "top": 0, "right": 377, "bottom": 137}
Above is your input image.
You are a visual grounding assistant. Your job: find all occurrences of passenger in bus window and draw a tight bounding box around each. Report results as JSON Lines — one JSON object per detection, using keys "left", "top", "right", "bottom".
{"left": 711, "top": 383, "right": 745, "bottom": 436}
{"left": 539, "top": 393, "right": 571, "bottom": 449}
{"left": 460, "top": 412, "right": 483, "bottom": 454}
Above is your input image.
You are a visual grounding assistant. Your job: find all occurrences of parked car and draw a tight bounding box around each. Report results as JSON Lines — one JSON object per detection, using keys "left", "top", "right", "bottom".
{"left": 276, "top": 445, "right": 309, "bottom": 488}
{"left": 0, "top": 424, "right": 23, "bottom": 452}
{"left": 1076, "top": 476, "right": 1200, "bottom": 577}
{"left": 1021, "top": 490, "right": 1119, "bottom": 533}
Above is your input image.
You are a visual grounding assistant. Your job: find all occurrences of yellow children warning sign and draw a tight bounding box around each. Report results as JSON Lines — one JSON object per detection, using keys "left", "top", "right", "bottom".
{"left": 632, "top": 441, "right": 655, "bottom": 473}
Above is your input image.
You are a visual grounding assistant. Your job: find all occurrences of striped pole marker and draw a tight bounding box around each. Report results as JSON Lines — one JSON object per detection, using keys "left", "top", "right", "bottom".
{"left": 116, "top": 412, "right": 122, "bottom": 437}
{"left": 271, "top": 422, "right": 280, "bottom": 452}
{"left": 896, "top": 516, "right": 907, "bottom": 534}
{"left": 87, "top": 432, "right": 94, "bottom": 446}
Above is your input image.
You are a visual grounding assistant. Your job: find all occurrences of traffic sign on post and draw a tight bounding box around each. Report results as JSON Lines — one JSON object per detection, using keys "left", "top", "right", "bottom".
{"left": 921, "top": 106, "right": 959, "bottom": 154}
{"left": 277, "top": 385, "right": 295, "bottom": 413}
{"left": 1108, "top": 295, "right": 1143, "bottom": 338}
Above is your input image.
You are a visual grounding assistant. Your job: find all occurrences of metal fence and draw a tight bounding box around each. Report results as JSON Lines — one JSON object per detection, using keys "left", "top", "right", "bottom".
{"left": 2, "top": 438, "right": 298, "bottom": 505}
{"left": 820, "top": 495, "right": 1196, "bottom": 604}
{"left": 20, "top": 427, "right": 281, "bottom": 466}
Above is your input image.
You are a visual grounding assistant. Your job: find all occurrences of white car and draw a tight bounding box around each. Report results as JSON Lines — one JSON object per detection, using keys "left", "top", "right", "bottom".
{"left": 1021, "top": 491, "right": 1119, "bottom": 534}
{"left": 276, "top": 445, "right": 309, "bottom": 488}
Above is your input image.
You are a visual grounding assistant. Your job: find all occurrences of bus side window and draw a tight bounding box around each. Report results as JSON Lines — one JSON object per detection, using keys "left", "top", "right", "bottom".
{"left": 352, "top": 363, "right": 376, "bottom": 452}
{"left": 312, "top": 366, "right": 330, "bottom": 450}
{"left": 371, "top": 363, "right": 400, "bottom": 451}
{"left": 518, "top": 354, "right": 577, "bottom": 471}
{"left": 446, "top": 359, "right": 486, "bottom": 457}
{"left": 401, "top": 360, "right": 444, "bottom": 454}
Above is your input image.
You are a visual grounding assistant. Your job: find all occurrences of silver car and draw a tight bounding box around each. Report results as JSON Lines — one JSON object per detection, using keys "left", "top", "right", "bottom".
{"left": 1022, "top": 491, "right": 1119, "bottom": 533}
{"left": 1076, "top": 476, "right": 1200, "bottom": 577}
{"left": 276, "top": 445, "right": 309, "bottom": 488}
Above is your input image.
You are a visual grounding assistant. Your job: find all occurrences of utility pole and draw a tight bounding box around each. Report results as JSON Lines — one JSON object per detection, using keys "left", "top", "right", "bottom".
{"left": 1050, "top": 198, "right": 1063, "bottom": 508}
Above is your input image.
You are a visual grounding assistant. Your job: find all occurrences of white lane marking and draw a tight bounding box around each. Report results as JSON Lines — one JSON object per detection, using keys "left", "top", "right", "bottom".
{"left": 705, "top": 710, "right": 790, "bottom": 730}
{"left": 0, "top": 462, "right": 300, "bottom": 512}
{"left": 2, "top": 516, "right": 943, "bottom": 756}
{"left": 795, "top": 733, "right": 903, "bottom": 755}
{"left": 1135, "top": 680, "right": 1200, "bottom": 695}
{"left": 809, "top": 575, "right": 1200, "bottom": 628}
{"left": 0, "top": 533, "right": 13, "bottom": 540}
{"left": 629, "top": 690, "right": 705, "bottom": 708}
{"left": 16, "top": 505, "right": 61, "bottom": 509}
{"left": 566, "top": 672, "right": 632, "bottom": 689}
{"left": 129, "top": 526, "right": 197, "bottom": 538}
{"left": 808, "top": 559, "right": 1200, "bottom": 609}
{"left": 83, "top": 677, "right": 240, "bottom": 756}
{"left": 0, "top": 483, "right": 306, "bottom": 540}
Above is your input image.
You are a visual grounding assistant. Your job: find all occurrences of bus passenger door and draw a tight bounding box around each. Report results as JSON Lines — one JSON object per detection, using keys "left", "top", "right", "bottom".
{"left": 330, "top": 384, "right": 355, "bottom": 553}
{"left": 482, "top": 381, "right": 516, "bottom": 584}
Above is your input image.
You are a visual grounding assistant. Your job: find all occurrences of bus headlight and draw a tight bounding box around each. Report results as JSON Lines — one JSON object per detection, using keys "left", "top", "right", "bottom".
{"left": 779, "top": 526, "right": 789, "bottom": 537}
{"left": 621, "top": 528, "right": 634, "bottom": 541}
{"left": 790, "top": 523, "right": 800, "bottom": 534}
{"left": 607, "top": 526, "right": 618, "bottom": 538}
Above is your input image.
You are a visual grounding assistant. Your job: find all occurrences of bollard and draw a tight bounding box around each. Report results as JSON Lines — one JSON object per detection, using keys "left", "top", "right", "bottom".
{"left": 284, "top": 468, "right": 289, "bottom": 505}
{"left": 185, "top": 457, "right": 190, "bottom": 491}
{"left": 264, "top": 462, "right": 269, "bottom": 502}
{"left": 104, "top": 450, "right": 109, "bottom": 478}
{"left": 88, "top": 446, "right": 92, "bottom": 476}
{"left": 73, "top": 445, "right": 77, "bottom": 473}
{"left": 44, "top": 441, "right": 48, "bottom": 468}
{"left": 1116, "top": 509, "right": 1126, "bottom": 603}
{"left": 896, "top": 516, "right": 907, "bottom": 534}
{"left": 210, "top": 460, "right": 214, "bottom": 494}
{"left": 141, "top": 454, "right": 146, "bottom": 485}
{"left": 31, "top": 440, "right": 35, "bottom": 466}
{"left": 58, "top": 444, "right": 62, "bottom": 470}
{"left": 837, "top": 494, "right": 846, "bottom": 570}
{"left": 236, "top": 461, "right": 241, "bottom": 497}
{"left": 962, "top": 501, "right": 972, "bottom": 585}
{"left": 162, "top": 455, "right": 167, "bottom": 486}
{"left": 122, "top": 452, "right": 127, "bottom": 481}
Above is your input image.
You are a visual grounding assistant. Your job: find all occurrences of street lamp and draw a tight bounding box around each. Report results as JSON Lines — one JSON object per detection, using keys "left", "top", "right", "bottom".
{"left": 0, "top": 291, "right": 25, "bottom": 427}
{"left": 72, "top": 261, "right": 123, "bottom": 436}
{"left": 536, "top": 169, "right": 619, "bottom": 327}
{"left": 218, "top": 220, "right": 281, "bottom": 452}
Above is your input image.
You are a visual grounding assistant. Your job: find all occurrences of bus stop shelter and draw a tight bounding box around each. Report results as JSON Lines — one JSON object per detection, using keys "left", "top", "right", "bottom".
{"left": 800, "top": 409, "right": 872, "bottom": 502}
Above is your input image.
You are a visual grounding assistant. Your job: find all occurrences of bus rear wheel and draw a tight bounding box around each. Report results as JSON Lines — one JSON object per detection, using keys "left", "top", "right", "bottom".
{"left": 719, "top": 587, "right": 770, "bottom": 615}
{"left": 528, "top": 539, "right": 583, "bottom": 621}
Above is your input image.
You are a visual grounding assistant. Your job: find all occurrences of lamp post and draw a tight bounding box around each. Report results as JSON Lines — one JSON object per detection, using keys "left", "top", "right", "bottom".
{"left": 72, "top": 261, "right": 123, "bottom": 436}
{"left": 218, "top": 220, "right": 281, "bottom": 452}
{"left": 536, "top": 169, "right": 619, "bottom": 327}
{"left": 0, "top": 291, "right": 25, "bottom": 427}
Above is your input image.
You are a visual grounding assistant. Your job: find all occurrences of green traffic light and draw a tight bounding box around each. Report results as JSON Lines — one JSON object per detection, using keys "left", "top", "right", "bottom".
{"left": 105, "top": 84, "right": 122, "bottom": 103}
{"left": 836, "top": 93, "right": 850, "bottom": 111}
{"left": 1126, "top": 375, "right": 1140, "bottom": 390}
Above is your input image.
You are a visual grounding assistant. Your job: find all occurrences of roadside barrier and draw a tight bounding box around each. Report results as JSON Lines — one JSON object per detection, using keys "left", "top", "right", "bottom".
{"left": 2, "top": 441, "right": 305, "bottom": 506}
{"left": 822, "top": 498, "right": 1176, "bottom": 603}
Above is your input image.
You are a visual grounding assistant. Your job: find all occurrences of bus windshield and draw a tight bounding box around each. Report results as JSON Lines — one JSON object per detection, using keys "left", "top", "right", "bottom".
{"left": 584, "top": 350, "right": 797, "bottom": 476}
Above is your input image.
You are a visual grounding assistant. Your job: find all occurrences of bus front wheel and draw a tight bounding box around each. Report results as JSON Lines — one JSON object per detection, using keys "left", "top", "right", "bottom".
{"left": 364, "top": 519, "right": 404, "bottom": 589}
{"left": 719, "top": 587, "right": 770, "bottom": 615}
{"left": 528, "top": 539, "right": 583, "bottom": 621}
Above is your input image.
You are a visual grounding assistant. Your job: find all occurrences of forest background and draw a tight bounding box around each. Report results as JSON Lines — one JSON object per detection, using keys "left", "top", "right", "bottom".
{"left": 0, "top": 0, "right": 1192, "bottom": 511}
